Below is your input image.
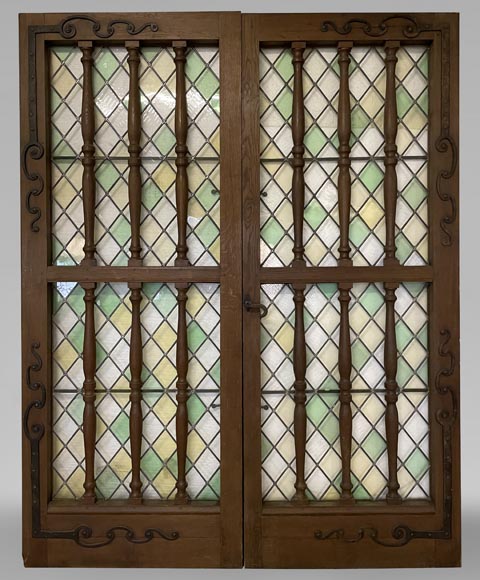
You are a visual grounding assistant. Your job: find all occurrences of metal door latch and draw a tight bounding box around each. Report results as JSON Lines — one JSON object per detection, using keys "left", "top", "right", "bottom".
{"left": 243, "top": 296, "right": 268, "bottom": 318}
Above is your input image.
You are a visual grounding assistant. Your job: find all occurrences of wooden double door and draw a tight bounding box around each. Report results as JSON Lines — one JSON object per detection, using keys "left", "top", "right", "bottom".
{"left": 20, "top": 12, "right": 459, "bottom": 568}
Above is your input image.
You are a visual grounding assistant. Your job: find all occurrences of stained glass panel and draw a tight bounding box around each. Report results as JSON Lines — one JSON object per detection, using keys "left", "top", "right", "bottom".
{"left": 260, "top": 282, "right": 429, "bottom": 500}
{"left": 50, "top": 45, "right": 220, "bottom": 267}
{"left": 52, "top": 282, "right": 220, "bottom": 500}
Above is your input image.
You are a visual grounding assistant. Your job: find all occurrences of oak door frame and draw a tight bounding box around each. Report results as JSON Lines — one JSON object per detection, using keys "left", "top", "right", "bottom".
{"left": 20, "top": 11, "right": 243, "bottom": 568}
{"left": 242, "top": 12, "right": 460, "bottom": 568}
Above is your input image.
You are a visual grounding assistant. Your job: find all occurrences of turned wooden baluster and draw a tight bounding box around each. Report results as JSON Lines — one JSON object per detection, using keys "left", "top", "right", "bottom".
{"left": 175, "top": 283, "right": 190, "bottom": 504}
{"left": 291, "top": 42, "right": 306, "bottom": 266}
{"left": 384, "top": 41, "right": 400, "bottom": 267}
{"left": 126, "top": 41, "right": 142, "bottom": 267}
{"left": 293, "top": 283, "right": 308, "bottom": 502}
{"left": 337, "top": 42, "right": 353, "bottom": 266}
{"left": 173, "top": 41, "right": 190, "bottom": 268}
{"left": 336, "top": 42, "right": 354, "bottom": 502}
{"left": 383, "top": 41, "right": 402, "bottom": 504}
{"left": 289, "top": 42, "right": 309, "bottom": 501}
{"left": 79, "top": 42, "right": 96, "bottom": 267}
{"left": 384, "top": 282, "right": 401, "bottom": 503}
{"left": 81, "top": 282, "right": 97, "bottom": 503}
{"left": 128, "top": 283, "right": 143, "bottom": 503}
{"left": 338, "top": 283, "right": 353, "bottom": 502}
{"left": 173, "top": 40, "right": 191, "bottom": 503}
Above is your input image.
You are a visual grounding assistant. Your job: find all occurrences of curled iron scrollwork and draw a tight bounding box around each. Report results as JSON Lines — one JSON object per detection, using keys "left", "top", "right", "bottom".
{"left": 435, "top": 136, "right": 458, "bottom": 246}
{"left": 60, "top": 15, "right": 159, "bottom": 38}
{"left": 22, "top": 143, "right": 45, "bottom": 233}
{"left": 23, "top": 342, "right": 46, "bottom": 441}
{"left": 320, "top": 15, "right": 426, "bottom": 38}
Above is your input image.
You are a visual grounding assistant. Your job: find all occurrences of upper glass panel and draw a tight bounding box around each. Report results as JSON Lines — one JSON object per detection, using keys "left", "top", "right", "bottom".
{"left": 258, "top": 45, "right": 429, "bottom": 267}
{"left": 50, "top": 45, "right": 220, "bottom": 266}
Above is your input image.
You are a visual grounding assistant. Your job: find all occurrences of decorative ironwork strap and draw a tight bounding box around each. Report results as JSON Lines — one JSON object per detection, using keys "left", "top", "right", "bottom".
{"left": 384, "top": 41, "right": 400, "bottom": 265}
{"left": 173, "top": 41, "right": 190, "bottom": 267}
{"left": 81, "top": 282, "right": 97, "bottom": 503}
{"left": 126, "top": 41, "right": 143, "bottom": 267}
{"left": 128, "top": 282, "right": 144, "bottom": 503}
{"left": 384, "top": 282, "right": 401, "bottom": 503}
{"left": 291, "top": 42, "right": 306, "bottom": 266}
{"left": 79, "top": 42, "right": 97, "bottom": 266}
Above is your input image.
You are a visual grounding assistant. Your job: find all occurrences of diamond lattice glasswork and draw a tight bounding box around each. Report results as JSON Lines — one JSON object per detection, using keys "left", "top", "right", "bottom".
{"left": 52, "top": 282, "right": 221, "bottom": 500}
{"left": 50, "top": 45, "right": 220, "bottom": 267}
{"left": 258, "top": 45, "right": 429, "bottom": 268}
{"left": 260, "top": 282, "right": 429, "bottom": 500}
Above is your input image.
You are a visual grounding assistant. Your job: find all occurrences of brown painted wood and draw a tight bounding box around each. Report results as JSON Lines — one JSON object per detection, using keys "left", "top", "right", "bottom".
{"left": 173, "top": 41, "right": 190, "bottom": 267}
{"left": 291, "top": 42, "right": 306, "bottom": 265}
{"left": 338, "top": 283, "right": 353, "bottom": 502}
{"left": 384, "top": 282, "right": 401, "bottom": 504}
{"left": 80, "top": 282, "right": 97, "bottom": 504}
{"left": 383, "top": 41, "right": 400, "bottom": 266}
{"left": 260, "top": 265, "right": 434, "bottom": 283}
{"left": 174, "top": 283, "right": 190, "bottom": 504}
{"left": 128, "top": 282, "right": 143, "bottom": 504}
{"left": 126, "top": 41, "right": 143, "bottom": 267}
{"left": 292, "top": 283, "right": 307, "bottom": 502}
{"left": 47, "top": 265, "right": 221, "bottom": 283}
{"left": 337, "top": 41, "right": 353, "bottom": 266}
{"left": 79, "top": 42, "right": 96, "bottom": 267}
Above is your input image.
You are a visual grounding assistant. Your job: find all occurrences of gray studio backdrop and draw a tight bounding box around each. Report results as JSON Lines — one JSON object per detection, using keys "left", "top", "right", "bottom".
{"left": 1, "top": 0, "right": 478, "bottom": 578}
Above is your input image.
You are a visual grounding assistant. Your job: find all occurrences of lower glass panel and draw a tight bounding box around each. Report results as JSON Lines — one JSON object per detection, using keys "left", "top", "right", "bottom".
{"left": 51, "top": 282, "right": 221, "bottom": 500}
{"left": 260, "top": 282, "right": 429, "bottom": 501}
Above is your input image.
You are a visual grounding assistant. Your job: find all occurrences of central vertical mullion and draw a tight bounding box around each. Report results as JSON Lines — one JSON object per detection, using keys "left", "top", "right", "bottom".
{"left": 290, "top": 41, "right": 308, "bottom": 502}
{"left": 336, "top": 41, "right": 354, "bottom": 503}
{"left": 173, "top": 40, "right": 191, "bottom": 504}
{"left": 126, "top": 41, "right": 144, "bottom": 504}
{"left": 383, "top": 40, "right": 402, "bottom": 504}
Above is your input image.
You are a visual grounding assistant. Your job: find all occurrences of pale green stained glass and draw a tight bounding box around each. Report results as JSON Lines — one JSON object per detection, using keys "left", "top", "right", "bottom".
{"left": 52, "top": 390, "right": 220, "bottom": 500}
{"left": 260, "top": 161, "right": 340, "bottom": 267}
{"left": 260, "top": 284, "right": 340, "bottom": 393}
{"left": 262, "top": 390, "right": 428, "bottom": 501}
{"left": 50, "top": 46, "right": 83, "bottom": 157}
{"left": 93, "top": 47, "right": 129, "bottom": 157}
{"left": 260, "top": 282, "right": 429, "bottom": 501}
{"left": 140, "top": 159, "right": 220, "bottom": 266}
{"left": 50, "top": 45, "right": 220, "bottom": 267}
{"left": 52, "top": 282, "right": 221, "bottom": 500}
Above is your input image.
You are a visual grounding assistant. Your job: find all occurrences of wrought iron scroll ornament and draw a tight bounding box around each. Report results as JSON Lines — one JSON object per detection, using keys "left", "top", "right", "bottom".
{"left": 320, "top": 15, "right": 426, "bottom": 38}
{"left": 22, "top": 15, "right": 157, "bottom": 233}
{"left": 24, "top": 342, "right": 179, "bottom": 546}
{"left": 314, "top": 329, "right": 456, "bottom": 547}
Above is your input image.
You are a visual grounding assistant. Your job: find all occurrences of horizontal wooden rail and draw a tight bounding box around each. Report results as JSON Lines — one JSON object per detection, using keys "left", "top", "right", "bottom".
{"left": 260, "top": 266, "right": 433, "bottom": 284}
{"left": 47, "top": 266, "right": 221, "bottom": 283}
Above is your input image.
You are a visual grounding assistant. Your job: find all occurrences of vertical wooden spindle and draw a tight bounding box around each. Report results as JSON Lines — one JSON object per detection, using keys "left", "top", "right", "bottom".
{"left": 293, "top": 283, "right": 308, "bottom": 502}
{"left": 338, "top": 283, "right": 354, "bottom": 502}
{"left": 384, "top": 41, "right": 400, "bottom": 266}
{"left": 336, "top": 41, "right": 354, "bottom": 502}
{"left": 384, "top": 283, "right": 401, "bottom": 503}
{"left": 173, "top": 41, "right": 190, "bottom": 267}
{"left": 126, "top": 41, "right": 142, "bottom": 267}
{"left": 128, "top": 282, "right": 143, "bottom": 503}
{"left": 79, "top": 42, "right": 96, "bottom": 266}
{"left": 175, "top": 283, "right": 190, "bottom": 504}
{"left": 81, "top": 282, "right": 97, "bottom": 503}
{"left": 172, "top": 39, "right": 191, "bottom": 504}
{"left": 291, "top": 42, "right": 306, "bottom": 266}
{"left": 337, "top": 42, "right": 353, "bottom": 266}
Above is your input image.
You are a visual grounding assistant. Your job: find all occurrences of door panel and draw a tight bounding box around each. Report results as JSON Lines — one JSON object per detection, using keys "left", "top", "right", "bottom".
{"left": 21, "top": 11, "right": 242, "bottom": 567}
{"left": 242, "top": 12, "right": 459, "bottom": 569}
